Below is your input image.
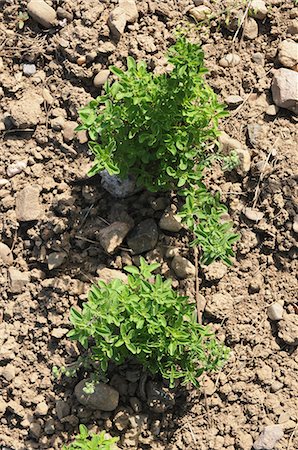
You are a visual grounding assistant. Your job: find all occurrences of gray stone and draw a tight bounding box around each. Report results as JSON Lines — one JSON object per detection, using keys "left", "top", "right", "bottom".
{"left": 288, "top": 19, "right": 298, "bottom": 35}
{"left": 278, "top": 40, "right": 298, "bottom": 68}
{"left": 16, "top": 185, "right": 42, "bottom": 222}
{"left": 27, "top": 0, "right": 57, "bottom": 28}
{"left": 93, "top": 70, "right": 110, "bottom": 88}
{"left": 47, "top": 252, "right": 67, "bottom": 270}
{"left": 23, "top": 64, "right": 36, "bottom": 76}
{"left": 55, "top": 400, "right": 70, "bottom": 420}
{"left": 108, "top": 7, "right": 127, "bottom": 39}
{"left": 267, "top": 303, "right": 284, "bottom": 321}
{"left": 278, "top": 314, "right": 298, "bottom": 346}
{"left": 100, "top": 170, "right": 140, "bottom": 198}
{"left": 159, "top": 209, "right": 182, "bottom": 232}
{"left": 250, "top": 0, "right": 268, "bottom": 20}
{"left": 225, "top": 95, "right": 243, "bottom": 106}
{"left": 272, "top": 68, "right": 298, "bottom": 114}
{"left": 75, "top": 379, "right": 119, "bottom": 411}
{"left": 247, "top": 123, "right": 262, "bottom": 147}
{"left": 99, "top": 221, "right": 130, "bottom": 254}
{"left": 0, "top": 243, "right": 13, "bottom": 266}
{"left": 253, "top": 425, "right": 284, "bottom": 450}
{"left": 171, "top": 255, "right": 195, "bottom": 279}
{"left": 127, "top": 219, "right": 158, "bottom": 254}
{"left": 8, "top": 267, "right": 30, "bottom": 294}
{"left": 119, "top": 0, "right": 138, "bottom": 23}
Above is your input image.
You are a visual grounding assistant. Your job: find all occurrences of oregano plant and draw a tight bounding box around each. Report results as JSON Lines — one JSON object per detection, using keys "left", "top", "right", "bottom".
{"left": 77, "top": 37, "right": 238, "bottom": 264}
{"left": 68, "top": 258, "right": 229, "bottom": 388}
{"left": 62, "top": 425, "right": 118, "bottom": 450}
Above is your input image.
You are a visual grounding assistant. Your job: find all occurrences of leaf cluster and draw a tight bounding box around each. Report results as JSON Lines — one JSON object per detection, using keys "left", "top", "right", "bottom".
{"left": 62, "top": 425, "right": 118, "bottom": 450}
{"left": 77, "top": 37, "right": 227, "bottom": 192}
{"left": 68, "top": 258, "right": 228, "bottom": 387}
{"left": 179, "top": 184, "right": 239, "bottom": 265}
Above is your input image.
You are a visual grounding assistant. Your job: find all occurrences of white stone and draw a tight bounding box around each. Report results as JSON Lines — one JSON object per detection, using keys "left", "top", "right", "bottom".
{"left": 267, "top": 303, "right": 284, "bottom": 321}
{"left": 6, "top": 160, "right": 27, "bottom": 177}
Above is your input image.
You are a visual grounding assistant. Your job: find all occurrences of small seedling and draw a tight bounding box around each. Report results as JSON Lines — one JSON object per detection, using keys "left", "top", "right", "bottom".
{"left": 17, "top": 11, "right": 29, "bottom": 30}
{"left": 68, "top": 258, "right": 229, "bottom": 387}
{"left": 62, "top": 425, "right": 118, "bottom": 450}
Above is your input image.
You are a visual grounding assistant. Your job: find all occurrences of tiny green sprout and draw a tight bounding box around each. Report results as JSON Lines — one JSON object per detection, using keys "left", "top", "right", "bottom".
{"left": 17, "top": 11, "right": 29, "bottom": 30}
{"left": 62, "top": 425, "right": 119, "bottom": 450}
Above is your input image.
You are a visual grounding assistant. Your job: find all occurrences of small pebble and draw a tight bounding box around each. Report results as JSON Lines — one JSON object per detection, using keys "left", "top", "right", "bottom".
{"left": 35, "top": 401, "right": 48, "bottom": 416}
{"left": 243, "top": 17, "right": 258, "bottom": 40}
{"left": 250, "top": 0, "right": 268, "bottom": 20}
{"left": 253, "top": 425, "right": 284, "bottom": 450}
{"left": 47, "top": 252, "right": 67, "bottom": 270}
{"left": 219, "top": 53, "right": 241, "bottom": 68}
{"left": 6, "top": 160, "right": 27, "bottom": 177}
{"left": 243, "top": 207, "right": 264, "bottom": 222}
{"left": 51, "top": 328, "right": 69, "bottom": 339}
{"left": 267, "top": 303, "right": 284, "bottom": 321}
{"left": 266, "top": 104, "right": 279, "bottom": 116}
{"left": 252, "top": 52, "right": 265, "bottom": 65}
{"left": 23, "top": 64, "right": 36, "bottom": 76}
{"left": 93, "top": 70, "right": 110, "bottom": 88}
{"left": 293, "top": 215, "right": 298, "bottom": 233}
{"left": 225, "top": 95, "right": 243, "bottom": 106}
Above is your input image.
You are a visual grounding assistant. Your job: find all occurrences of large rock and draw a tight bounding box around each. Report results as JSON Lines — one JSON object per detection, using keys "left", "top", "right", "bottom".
{"left": 27, "top": 0, "right": 57, "bottom": 28}
{"left": 99, "top": 222, "right": 130, "bottom": 254}
{"left": 119, "top": 0, "right": 138, "bottom": 23}
{"left": 9, "top": 93, "right": 43, "bottom": 128}
{"left": 75, "top": 379, "right": 119, "bottom": 411}
{"left": 0, "top": 243, "right": 13, "bottom": 266}
{"left": 278, "top": 39, "right": 298, "bottom": 68}
{"left": 253, "top": 425, "right": 284, "bottom": 450}
{"left": 127, "top": 219, "right": 158, "bottom": 254}
{"left": 15, "top": 185, "right": 42, "bottom": 221}
{"left": 278, "top": 314, "right": 298, "bottom": 346}
{"left": 271, "top": 68, "right": 298, "bottom": 114}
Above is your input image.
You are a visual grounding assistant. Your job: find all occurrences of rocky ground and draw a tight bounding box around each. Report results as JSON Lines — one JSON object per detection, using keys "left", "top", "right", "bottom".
{"left": 0, "top": 0, "right": 297, "bottom": 449}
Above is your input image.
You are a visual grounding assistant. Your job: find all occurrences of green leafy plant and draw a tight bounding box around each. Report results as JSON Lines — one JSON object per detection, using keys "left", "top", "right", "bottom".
{"left": 68, "top": 258, "right": 229, "bottom": 387}
{"left": 77, "top": 37, "right": 238, "bottom": 264}
{"left": 62, "top": 425, "right": 118, "bottom": 450}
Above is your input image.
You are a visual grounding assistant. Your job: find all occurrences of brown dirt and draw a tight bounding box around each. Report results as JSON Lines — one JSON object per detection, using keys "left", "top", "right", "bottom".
{"left": 0, "top": 1, "right": 297, "bottom": 449}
